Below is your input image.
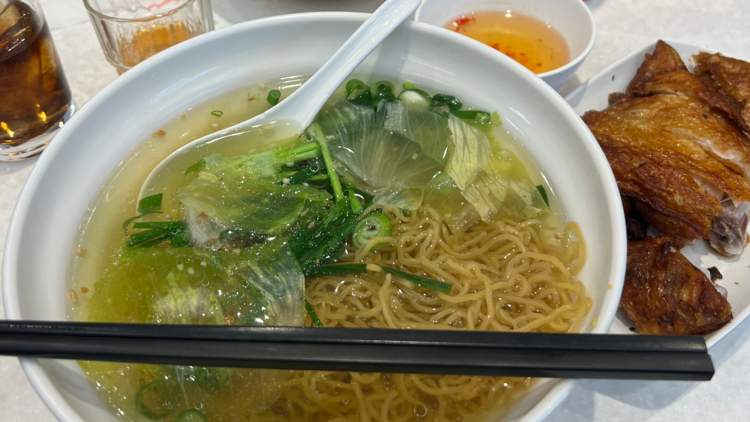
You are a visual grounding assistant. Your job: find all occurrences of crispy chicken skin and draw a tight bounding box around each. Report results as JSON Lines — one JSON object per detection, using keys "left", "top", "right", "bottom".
{"left": 584, "top": 95, "right": 750, "bottom": 200}
{"left": 639, "top": 70, "right": 750, "bottom": 133}
{"left": 584, "top": 40, "right": 750, "bottom": 254}
{"left": 694, "top": 52, "right": 750, "bottom": 125}
{"left": 602, "top": 146, "right": 721, "bottom": 245}
{"left": 626, "top": 40, "right": 687, "bottom": 95}
{"left": 621, "top": 236, "right": 733, "bottom": 335}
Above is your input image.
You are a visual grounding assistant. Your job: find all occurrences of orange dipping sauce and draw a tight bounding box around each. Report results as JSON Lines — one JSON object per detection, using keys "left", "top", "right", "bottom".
{"left": 446, "top": 10, "right": 570, "bottom": 74}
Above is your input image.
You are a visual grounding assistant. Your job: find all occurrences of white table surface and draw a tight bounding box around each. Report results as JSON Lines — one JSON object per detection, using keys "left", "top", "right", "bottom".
{"left": 2, "top": 0, "right": 749, "bottom": 420}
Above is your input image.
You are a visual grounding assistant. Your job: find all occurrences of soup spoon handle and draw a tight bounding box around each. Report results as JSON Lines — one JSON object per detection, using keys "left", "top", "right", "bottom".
{"left": 263, "top": 0, "right": 424, "bottom": 128}
{"left": 138, "top": 0, "right": 422, "bottom": 202}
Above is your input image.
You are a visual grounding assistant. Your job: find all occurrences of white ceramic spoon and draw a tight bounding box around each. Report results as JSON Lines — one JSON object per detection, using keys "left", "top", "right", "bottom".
{"left": 139, "top": 0, "right": 422, "bottom": 202}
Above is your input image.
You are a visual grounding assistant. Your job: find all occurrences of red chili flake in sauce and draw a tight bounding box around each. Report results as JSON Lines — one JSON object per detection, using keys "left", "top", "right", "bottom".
{"left": 452, "top": 16, "right": 475, "bottom": 32}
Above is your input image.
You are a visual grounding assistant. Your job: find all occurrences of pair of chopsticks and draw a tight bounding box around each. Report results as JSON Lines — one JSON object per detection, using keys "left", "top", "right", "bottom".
{"left": 0, "top": 321, "right": 713, "bottom": 381}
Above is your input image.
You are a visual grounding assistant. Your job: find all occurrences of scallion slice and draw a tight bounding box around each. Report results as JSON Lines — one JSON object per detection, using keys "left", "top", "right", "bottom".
{"left": 267, "top": 89, "right": 281, "bottom": 105}
{"left": 138, "top": 193, "right": 163, "bottom": 214}
{"left": 536, "top": 185, "right": 549, "bottom": 206}
{"left": 210, "top": 110, "right": 223, "bottom": 117}
{"left": 352, "top": 212, "right": 391, "bottom": 251}
{"left": 134, "top": 381, "right": 175, "bottom": 420}
{"left": 174, "top": 409, "right": 208, "bottom": 422}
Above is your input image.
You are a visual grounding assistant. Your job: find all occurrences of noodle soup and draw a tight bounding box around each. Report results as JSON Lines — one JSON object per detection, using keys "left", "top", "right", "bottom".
{"left": 68, "top": 77, "right": 589, "bottom": 422}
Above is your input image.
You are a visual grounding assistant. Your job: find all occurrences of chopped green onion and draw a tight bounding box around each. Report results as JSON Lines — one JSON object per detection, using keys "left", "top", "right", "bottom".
{"left": 127, "top": 228, "right": 170, "bottom": 247}
{"left": 300, "top": 217, "right": 358, "bottom": 273}
{"left": 345, "top": 80, "right": 373, "bottom": 106}
{"left": 451, "top": 110, "right": 491, "bottom": 120}
{"left": 345, "top": 79, "right": 367, "bottom": 97}
{"left": 267, "top": 89, "right": 281, "bottom": 105}
{"left": 344, "top": 183, "right": 373, "bottom": 204}
{"left": 210, "top": 110, "right": 223, "bottom": 117}
{"left": 128, "top": 222, "right": 188, "bottom": 247}
{"left": 185, "top": 158, "right": 206, "bottom": 175}
{"left": 352, "top": 212, "right": 391, "bottom": 251}
{"left": 403, "top": 82, "right": 415, "bottom": 89}
{"left": 288, "top": 165, "right": 323, "bottom": 185}
{"left": 432, "top": 94, "right": 462, "bottom": 111}
{"left": 174, "top": 409, "right": 208, "bottom": 422}
{"left": 348, "top": 189, "right": 363, "bottom": 214}
{"left": 132, "top": 222, "right": 185, "bottom": 230}
{"left": 305, "top": 299, "right": 323, "bottom": 327}
{"left": 536, "top": 185, "right": 549, "bottom": 206}
{"left": 380, "top": 266, "right": 452, "bottom": 294}
{"left": 135, "top": 381, "right": 175, "bottom": 420}
{"left": 138, "top": 193, "right": 163, "bottom": 214}
{"left": 122, "top": 211, "right": 162, "bottom": 232}
{"left": 371, "top": 80, "right": 397, "bottom": 103}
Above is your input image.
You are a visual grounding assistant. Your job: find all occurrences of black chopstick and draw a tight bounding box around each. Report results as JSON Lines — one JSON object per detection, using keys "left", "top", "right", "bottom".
{"left": 0, "top": 321, "right": 713, "bottom": 381}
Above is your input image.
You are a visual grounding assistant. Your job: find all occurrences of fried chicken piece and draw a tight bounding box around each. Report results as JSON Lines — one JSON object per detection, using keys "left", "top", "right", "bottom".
{"left": 694, "top": 52, "right": 750, "bottom": 125}
{"left": 602, "top": 146, "right": 721, "bottom": 245}
{"left": 584, "top": 95, "right": 750, "bottom": 202}
{"left": 639, "top": 70, "right": 750, "bottom": 133}
{"left": 626, "top": 40, "right": 687, "bottom": 95}
{"left": 586, "top": 40, "right": 750, "bottom": 256}
{"left": 620, "top": 236, "right": 733, "bottom": 335}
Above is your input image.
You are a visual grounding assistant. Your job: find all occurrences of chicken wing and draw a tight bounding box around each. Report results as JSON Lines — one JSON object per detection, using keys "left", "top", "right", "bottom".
{"left": 620, "top": 236, "right": 733, "bottom": 335}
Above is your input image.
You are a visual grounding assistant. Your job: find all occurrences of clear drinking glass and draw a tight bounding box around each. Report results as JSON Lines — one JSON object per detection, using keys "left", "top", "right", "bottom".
{"left": 0, "top": 0, "right": 76, "bottom": 160}
{"left": 84, "top": 0, "right": 214, "bottom": 74}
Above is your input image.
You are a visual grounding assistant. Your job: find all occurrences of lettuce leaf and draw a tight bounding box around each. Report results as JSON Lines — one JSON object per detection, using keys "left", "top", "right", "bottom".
{"left": 175, "top": 167, "right": 331, "bottom": 247}
{"left": 316, "top": 98, "right": 445, "bottom": 195}
{"left": 87, "top": 240, "right": 305, "bottom": 327}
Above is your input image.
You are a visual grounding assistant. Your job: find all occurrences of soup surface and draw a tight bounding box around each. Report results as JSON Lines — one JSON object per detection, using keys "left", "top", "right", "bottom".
{"left": 446, "top": 10, "right": 570, "bottom": 74}
{"left": 67, "top": 77, "right": 589, "bottom": 422}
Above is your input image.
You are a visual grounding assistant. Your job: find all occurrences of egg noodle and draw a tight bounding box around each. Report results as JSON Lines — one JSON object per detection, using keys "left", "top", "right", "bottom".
{"left": 267, "top": 205, "right": 590, "bottom": 422}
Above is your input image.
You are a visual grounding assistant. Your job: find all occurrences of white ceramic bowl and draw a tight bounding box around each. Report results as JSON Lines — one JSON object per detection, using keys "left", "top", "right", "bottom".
{"left": 414, "top": 0, "right": 596, "bottom": 89}
{"left": 3, "top": 12, "right": 625, "bottom": 422}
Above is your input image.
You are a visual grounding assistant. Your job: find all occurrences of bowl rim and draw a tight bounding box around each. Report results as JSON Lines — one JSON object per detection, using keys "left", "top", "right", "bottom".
{"left": 3, "top": 11, "right": 625, "bottom": 422}
{"left": 413, "top": 0, "right": 597, "bottom": 79}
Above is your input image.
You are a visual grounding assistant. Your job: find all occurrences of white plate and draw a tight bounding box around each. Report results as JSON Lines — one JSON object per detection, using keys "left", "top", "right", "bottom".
{"left": 565, "top": 39, "right": 750, "bottom": 347}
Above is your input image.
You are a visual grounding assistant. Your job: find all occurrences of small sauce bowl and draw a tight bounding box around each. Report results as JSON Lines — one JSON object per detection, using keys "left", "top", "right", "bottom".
{"left": 415, "top": 0, "right": 596, "bottom": 88}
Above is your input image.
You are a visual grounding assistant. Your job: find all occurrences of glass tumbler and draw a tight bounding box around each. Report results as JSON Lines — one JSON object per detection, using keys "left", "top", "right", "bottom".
{"left": 84, "top": 0, "right": 214, "bottom": 74}
{"left": 0, "top": 0, "right": 76, "bottom": 160}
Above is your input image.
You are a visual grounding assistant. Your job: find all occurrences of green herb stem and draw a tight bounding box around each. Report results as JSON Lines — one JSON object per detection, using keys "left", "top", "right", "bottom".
{"left": 310, "top": 123, "right": 343, "bottom": 201}
{"left": 305, "top": 299, "right": 323, "bottom": 327}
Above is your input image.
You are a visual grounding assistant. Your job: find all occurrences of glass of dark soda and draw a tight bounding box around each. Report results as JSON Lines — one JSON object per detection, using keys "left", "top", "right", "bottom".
{"left": 0, "top": 0, "right": 75, "bottom": 160}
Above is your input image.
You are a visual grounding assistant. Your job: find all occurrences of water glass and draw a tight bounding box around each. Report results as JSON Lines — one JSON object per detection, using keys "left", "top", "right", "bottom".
{"left": 84, "top": 0, "right": 214, "bottom": 74}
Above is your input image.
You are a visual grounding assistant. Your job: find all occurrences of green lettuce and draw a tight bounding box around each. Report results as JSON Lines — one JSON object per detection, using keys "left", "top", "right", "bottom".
{"left": 87, "top": 239, "right": 305, "bottom": 327}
